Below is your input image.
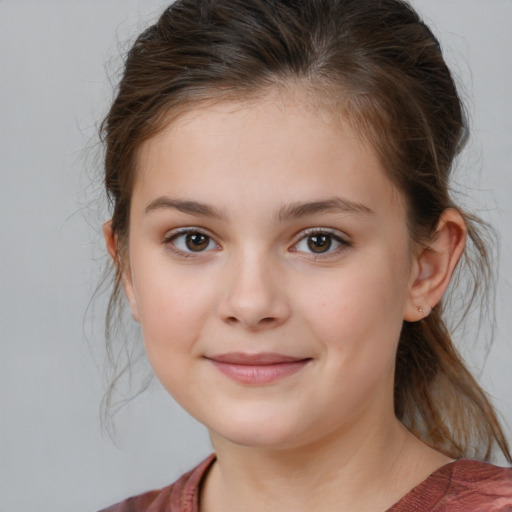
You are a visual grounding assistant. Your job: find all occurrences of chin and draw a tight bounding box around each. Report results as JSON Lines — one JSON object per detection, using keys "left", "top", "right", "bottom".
{"left": 215, "top": 426, "right": 303, "bottom": 450}
{"left": 205, "top": 407, "right": 315, "bottom": 450}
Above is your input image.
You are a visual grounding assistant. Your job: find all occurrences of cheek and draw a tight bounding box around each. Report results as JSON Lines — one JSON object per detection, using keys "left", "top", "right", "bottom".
{"left": 131, "top": 257, "right": 216, "bottom": 369}
{"left": 296, "top": 252, "right": 410, "bottom": 362}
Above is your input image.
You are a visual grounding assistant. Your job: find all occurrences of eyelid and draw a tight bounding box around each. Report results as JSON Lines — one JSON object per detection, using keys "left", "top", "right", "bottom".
{"left": 293, "top": 227, "right": 350, "bottom": 244}
{"left": 163, "top": 226, "right": 212, "bottom": 239}
{"left": 301, "top": 227, "right": 349, "bottom": 238}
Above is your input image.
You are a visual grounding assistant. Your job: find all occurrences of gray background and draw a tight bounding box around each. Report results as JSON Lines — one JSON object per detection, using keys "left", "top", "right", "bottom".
{"left": 0, "top": 1, "right": 511, "bottom": 511}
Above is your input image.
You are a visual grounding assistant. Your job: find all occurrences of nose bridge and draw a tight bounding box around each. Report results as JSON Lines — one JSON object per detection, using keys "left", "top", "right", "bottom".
{"left": 220, "top": 245, "right": 289, "bottom": 329}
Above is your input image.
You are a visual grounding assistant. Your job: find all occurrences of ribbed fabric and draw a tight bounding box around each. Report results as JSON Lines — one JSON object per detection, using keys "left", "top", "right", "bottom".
{"left": 99, "top": 455, "right": 512, "bottom": 512}
{"left": 390, "top": 459, "right": 512, "bottom": 511}
{"left": 98, "top": 456, "right": 215, "bottom": 512}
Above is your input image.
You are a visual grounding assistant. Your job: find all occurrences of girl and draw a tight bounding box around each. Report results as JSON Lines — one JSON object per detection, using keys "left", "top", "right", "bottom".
{"left": 99, "top": 0, "right": 512, "bottom": 510}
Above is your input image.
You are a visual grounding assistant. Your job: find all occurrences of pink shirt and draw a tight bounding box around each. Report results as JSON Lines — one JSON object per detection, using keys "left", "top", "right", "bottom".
{"left": 100, "top": 455, "right": 512, "bottom": 512}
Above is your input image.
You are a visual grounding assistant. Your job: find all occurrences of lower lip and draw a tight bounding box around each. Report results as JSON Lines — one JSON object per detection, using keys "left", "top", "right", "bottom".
{"left": 208, "top": 359, "right": 310, "bottom": 385}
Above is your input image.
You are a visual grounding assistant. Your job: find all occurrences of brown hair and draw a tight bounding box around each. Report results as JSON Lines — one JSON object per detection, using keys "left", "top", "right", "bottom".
{"left": 101, "top": 0, "right": 510, "bottom": 462}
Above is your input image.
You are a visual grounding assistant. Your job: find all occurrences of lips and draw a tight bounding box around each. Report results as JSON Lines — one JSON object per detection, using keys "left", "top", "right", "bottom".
{"left": 205, "top": 352, "right": 311, "bottom": 384}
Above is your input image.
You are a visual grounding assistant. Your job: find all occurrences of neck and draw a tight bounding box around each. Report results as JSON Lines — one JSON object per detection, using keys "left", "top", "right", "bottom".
{"left": 201, "top": 416, "right": 449, "bottom": 512}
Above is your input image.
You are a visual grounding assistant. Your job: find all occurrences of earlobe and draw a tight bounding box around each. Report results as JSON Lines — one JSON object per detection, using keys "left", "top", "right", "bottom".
{"left": 404, "top": 209, "right": 466, "bottom": 322}
{"left": 103, "top": 221, "right": 140, "bottom": 323}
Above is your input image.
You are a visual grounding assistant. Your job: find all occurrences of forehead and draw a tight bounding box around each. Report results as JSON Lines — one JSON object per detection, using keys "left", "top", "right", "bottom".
{"left": 134, "top": 92, "right": 405, "bottom": 218}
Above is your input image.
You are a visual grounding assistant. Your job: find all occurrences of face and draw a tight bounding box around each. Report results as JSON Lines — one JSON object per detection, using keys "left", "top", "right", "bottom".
{"left": 122, "top": 92, "right": 418, "bottom": 450}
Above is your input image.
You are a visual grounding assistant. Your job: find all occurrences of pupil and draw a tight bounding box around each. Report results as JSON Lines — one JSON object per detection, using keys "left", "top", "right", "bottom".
{"left": 185, "top": 233, "right": 209, "bottom": 251}
{"left": 307, "top": 235, "right": 331, "bottom": 253}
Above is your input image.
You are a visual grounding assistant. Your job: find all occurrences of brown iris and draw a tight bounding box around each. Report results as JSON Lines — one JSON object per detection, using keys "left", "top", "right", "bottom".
{"left": 307, "top": 234, "right": 332, "bottom": 253}
{"left": 185, "top": 232, "right": 210, "bottom": 251}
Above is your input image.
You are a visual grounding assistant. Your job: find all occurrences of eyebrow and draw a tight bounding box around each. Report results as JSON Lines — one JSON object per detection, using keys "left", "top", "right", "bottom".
{"left": 144, "top": 196, "right": 373, "bottom": 221}
{"left": 145, "top": 197, "right": 229, "bottom": 220}
{"left": 275, "top": 197, "right": 374, "bottom": 222}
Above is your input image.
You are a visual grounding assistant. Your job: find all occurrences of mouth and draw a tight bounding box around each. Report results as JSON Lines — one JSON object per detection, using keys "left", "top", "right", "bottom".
{"left": 205, "top": 352, "right": 312, "bottom": 385}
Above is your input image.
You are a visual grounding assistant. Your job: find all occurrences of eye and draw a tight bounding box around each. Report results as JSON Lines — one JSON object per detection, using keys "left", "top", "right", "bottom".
{"left": 292, "top": 229, "right": 349, "bottom": 256}
{"left": 165, "top": 229, "right": 218, "bottom": 254}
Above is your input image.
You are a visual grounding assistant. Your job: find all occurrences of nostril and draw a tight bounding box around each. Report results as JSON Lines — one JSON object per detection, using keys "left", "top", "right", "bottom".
{"left": 224, "top": 315, "right": 277, "bottom": 328}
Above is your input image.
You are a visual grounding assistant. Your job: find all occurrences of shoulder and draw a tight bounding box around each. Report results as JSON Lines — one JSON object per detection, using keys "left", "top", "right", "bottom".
{"left": 444, "top": 459, "right": 512, "bottom": 510}
{"left": 389, "top": 459, "right": 512, "bottom": 512}
{"left": 97, "top": 455, "right": 216, "bottom": 512}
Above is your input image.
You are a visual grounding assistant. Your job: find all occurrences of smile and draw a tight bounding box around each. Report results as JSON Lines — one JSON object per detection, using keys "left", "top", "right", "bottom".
{"left": 205, "top": 352, "right": 312, "bottom": 385}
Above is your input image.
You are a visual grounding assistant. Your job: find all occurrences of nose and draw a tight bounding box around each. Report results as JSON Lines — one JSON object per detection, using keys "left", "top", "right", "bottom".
{"left": 218, "top": 252, "right": 291, "bottom": 331}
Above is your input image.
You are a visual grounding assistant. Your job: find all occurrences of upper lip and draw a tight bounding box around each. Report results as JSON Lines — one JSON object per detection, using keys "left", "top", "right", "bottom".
{"left": 206, "top": 352, "right": 310, "bottom": 365}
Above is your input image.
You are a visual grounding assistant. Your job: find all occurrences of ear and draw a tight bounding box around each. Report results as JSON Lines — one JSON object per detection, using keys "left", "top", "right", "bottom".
{"left": 103, "top": 220, "right": 140, "bottom": 322}
{"left": 404, "top": 209, "right": 466, "bottom": 322}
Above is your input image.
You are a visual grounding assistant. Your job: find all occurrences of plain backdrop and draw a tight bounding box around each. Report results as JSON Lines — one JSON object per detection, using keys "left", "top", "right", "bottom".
{"left": 0, "top": 1, "right": 511, "bottom": 511}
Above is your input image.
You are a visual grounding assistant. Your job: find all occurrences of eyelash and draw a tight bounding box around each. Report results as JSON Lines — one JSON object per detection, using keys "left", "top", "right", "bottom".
{"left": 162, "top": 227, "right": 351, "bottom": 259}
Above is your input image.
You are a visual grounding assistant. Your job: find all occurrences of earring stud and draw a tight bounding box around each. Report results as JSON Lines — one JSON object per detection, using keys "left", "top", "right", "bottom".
{"left": 417, "top": 305, "right": 424, "bottom": 316}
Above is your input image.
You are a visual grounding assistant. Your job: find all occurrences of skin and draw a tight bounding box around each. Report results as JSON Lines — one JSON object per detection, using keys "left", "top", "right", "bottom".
{"left": 105, "top": 90, "right": 466, "bottom": 511}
